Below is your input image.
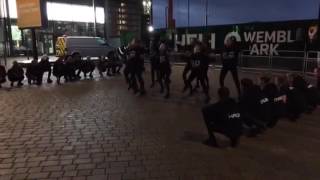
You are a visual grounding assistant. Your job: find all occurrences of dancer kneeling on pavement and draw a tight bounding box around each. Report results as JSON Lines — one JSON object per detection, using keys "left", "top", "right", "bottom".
{"left": 202, "top": 87, "right": 243, "bottom": 148}
{"left": 239, "top": 78, "right": 267, "bottom": 137}
{"left": 291, "top": 74, "right": 319, "bottom": 112}
{"left": 157, "top": 43, "right": 171, "bottom": 99}
{"left": 0, "top": 64, "right": 6, "bottom": 88}
{"left": 7, "top": 61, "right": 24, "bottom": 87}
{"left": 184, "top": 43, "right": 210, "bottom": 103}
{"left": 26, "top": 59, "right": 43, "bottom": 85}
{"left": 259, "top": 76, "right": 280, "bottom": 128}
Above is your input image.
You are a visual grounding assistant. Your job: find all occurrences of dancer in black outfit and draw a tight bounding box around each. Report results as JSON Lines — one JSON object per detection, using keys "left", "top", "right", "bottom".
{"left": 157, "top": 43, "right": 171, "bottom": 99}
{"left": 127, "top": 39, "right": 146, "bottom": 95}
{"left": 185, "top": 44, "right": 210, "bottom": 103}
{"left": 150, "top": 43, "right": 160, "bottom": 88}
{"left": 202, "top": 87, "right": 243, "bottom": 148}
{"left": 220, "top": 37, "right": 241, "bottom": 96}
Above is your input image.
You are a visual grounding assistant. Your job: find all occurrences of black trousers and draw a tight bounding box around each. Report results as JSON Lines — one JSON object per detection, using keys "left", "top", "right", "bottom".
{"left": 197, "top": 68, "right": 209, "bottom": 89}
{"left": 123, "top": 65, "right": 131, "bottom": 84}
{"left": 182, "top": 65, "right": 191, "bottom": 88}
{"left": 318, "top": 79, "right": 320, "bottom": 91}
{"left": 44, "top": 69, "right": 52, "bottom": 82}
{"left": 187, "top": 69, "right": 209, "bottom": 95}
{"left": 131, "top": 70, "right": 145, "bottom": 92}
{"left": 150, "top": 64, "right": 160, "bottom": 85}
{"left": 10, "top": 78, "right": 23, "bottom": 86}
{"left": 219, "top": 66, "right": 241, "bottom": 95}
{"left": 158, "top": 69, "right": 171, "bottom": 95}
{"left": 242, "top": 113, "right": 266, "bottom": 129}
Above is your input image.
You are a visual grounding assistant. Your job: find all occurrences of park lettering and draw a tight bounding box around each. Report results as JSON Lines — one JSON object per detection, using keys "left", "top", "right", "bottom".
{"left": 244, "top": 30, "right": 295, "bottom": 56}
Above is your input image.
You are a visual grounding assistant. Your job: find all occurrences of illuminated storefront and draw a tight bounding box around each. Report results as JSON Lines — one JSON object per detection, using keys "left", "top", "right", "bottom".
{"left": 3, "top": 0, "right": 105, "bottom": 56}
{"left": 1, "top": 0, "right": 145, "bottom": 57}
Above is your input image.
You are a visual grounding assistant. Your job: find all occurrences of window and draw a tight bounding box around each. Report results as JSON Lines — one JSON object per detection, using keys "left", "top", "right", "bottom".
{"left": 7, "top": 1, "right": 105, "bottom": 24}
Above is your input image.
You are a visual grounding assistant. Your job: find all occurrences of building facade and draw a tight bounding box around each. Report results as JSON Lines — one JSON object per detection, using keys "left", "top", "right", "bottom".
{"left": 104, "top": 0, "right": 150, "bottom": 46}
{"left": 0, "top": 0, "right": 146, "bottom": 58}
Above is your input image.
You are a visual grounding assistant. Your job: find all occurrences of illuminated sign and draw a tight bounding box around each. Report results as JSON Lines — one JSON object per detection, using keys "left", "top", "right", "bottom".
{"left": 16, "top": 0, "right": 43, "bottom": 28}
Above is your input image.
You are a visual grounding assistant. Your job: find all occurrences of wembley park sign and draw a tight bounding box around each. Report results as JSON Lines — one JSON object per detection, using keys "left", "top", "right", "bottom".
{"left": 168, "top": 20, "right": 319, "bottom": 56}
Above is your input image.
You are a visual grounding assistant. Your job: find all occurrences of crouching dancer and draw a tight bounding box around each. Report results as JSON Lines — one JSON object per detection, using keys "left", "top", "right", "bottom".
{"left": 0, "top": 64, "right": 6, "bottom": 88}
{"left": 7, "top": 61, "right": 24, "bottom": 87}
{"left": 202, "top": 87, "right": 243, "bottom": 148}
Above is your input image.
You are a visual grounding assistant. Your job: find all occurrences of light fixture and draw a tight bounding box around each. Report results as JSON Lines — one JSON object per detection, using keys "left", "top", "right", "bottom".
{"left": 148, "top": 25, "right": 154, "bottom": 33}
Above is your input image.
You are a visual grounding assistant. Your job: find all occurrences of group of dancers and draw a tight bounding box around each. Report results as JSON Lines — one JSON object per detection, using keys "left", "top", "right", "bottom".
{"left": 122, "top": 36, "right": 241, "bottom": 103}
{"left": 0, "top": 36, "right": 241, "bottom": 104}
{"left": 0, "top": 36, "right": 320, "bottom": 149}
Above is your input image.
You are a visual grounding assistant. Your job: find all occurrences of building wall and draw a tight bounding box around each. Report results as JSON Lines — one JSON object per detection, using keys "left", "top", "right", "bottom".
{"left": 105, "top": 0, "right": 143, "bottom": 41}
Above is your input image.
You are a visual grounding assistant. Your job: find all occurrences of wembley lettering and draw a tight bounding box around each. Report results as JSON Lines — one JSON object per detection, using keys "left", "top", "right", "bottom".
{"left": 173, "top": 29, "right": 296, "bottom": 56}
{"left": 244, "top": 30, "right": 295, "bottom": 56}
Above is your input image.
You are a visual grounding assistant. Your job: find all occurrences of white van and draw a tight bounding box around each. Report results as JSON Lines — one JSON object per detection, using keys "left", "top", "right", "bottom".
{"left": 55, "top": 36, "right": 114, "bottom": 57}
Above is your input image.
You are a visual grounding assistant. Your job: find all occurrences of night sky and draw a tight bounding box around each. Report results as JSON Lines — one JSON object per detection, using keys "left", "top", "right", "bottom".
{"left": 153, "top": 0, "right": 320, "bottom": 28}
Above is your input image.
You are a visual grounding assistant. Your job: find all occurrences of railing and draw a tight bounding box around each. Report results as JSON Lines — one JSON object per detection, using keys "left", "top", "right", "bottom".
{"left": 239, "top": 50, "right": 307, "bottom": 73}
{"left": 305, "top": 51, "right": 318, "bottom": 75}
{"left": 169, "top": 50, "right": 319, "bottom": 76}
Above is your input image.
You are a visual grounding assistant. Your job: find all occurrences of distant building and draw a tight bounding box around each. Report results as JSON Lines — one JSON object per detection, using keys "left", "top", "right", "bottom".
{"left": 105, "top": 0, "right": 152, "bottom": 46}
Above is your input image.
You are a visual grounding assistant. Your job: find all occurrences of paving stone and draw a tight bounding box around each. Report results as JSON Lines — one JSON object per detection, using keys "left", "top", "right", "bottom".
{"left": 13, "top": 173, "right": 28, "bottom": 180}
{"left": 42, "top": 165, "right": 62, "bottom": 172}
{"left": 14, "top": 167, "right": 29, "bottom": 174}
{"left": 49, "top": 171, "right": 64, "bottom": 178}
{"left": 63, "top": 171, "right": 77, "bottom": 177}
{"left": 77, "top": 169, "right": 92, "bottom": 176}
{"left": 28, "top": 172, "right": 49, "bottom": 179}
{"left": 41, "top": 161, "right": 59, "bottom": 167}
{"left": 92, "top": 168, "right": 106, "bottom": 175}
{"left": 87, "top": 175, "right": 109, "bottom": 180}
{"left": 77, "top": 163, "right": 95, "bottom": 170}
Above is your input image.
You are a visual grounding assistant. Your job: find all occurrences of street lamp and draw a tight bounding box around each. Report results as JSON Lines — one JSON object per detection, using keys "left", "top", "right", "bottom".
{"left": 148, "top": 25, "right": 154, "bottom": 33}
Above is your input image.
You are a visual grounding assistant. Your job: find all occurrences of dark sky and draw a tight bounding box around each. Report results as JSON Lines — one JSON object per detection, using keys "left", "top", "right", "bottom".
{"left": 153, "top": 0, "right": 320, "bottom": 28}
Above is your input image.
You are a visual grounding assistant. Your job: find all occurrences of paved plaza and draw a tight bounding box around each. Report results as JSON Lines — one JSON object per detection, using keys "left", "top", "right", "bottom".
{"left": 0, "top": 65, "right": 320, "bottom": 180}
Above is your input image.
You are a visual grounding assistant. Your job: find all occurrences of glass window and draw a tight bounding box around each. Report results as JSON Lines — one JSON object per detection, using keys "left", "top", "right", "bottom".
{"left": 8, "top": 1, "right": 104, "bottom": 24}
{"left": 47, "top": 2, "right": 105, "bottom": 24}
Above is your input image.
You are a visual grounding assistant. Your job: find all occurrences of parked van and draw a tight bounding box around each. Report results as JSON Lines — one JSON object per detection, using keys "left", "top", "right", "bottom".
{"left": 55, "top": 36, "right": 114, "bottom": 57}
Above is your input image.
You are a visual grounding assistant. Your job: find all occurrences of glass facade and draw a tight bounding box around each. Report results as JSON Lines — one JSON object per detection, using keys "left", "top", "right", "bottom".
{"left": 2, "top": 1, "right": 105, "bottom": 56}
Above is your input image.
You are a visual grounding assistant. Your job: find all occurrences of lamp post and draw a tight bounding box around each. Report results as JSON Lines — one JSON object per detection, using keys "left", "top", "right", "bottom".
{"left": 93, "top": 0, "right": 97, "bottom": 37}
{"left": 205, "top": 0, "right": 208, "bottom": 27}
{"left": 185, "top": 0, "right": 190, "bottom": 49}
{"left": 5, "top": 0, "right": 13, "bottom": 56}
